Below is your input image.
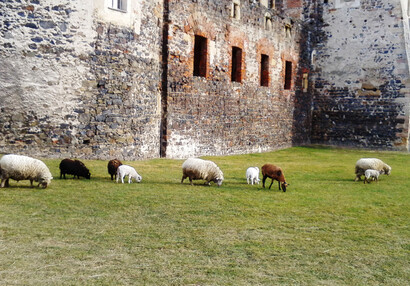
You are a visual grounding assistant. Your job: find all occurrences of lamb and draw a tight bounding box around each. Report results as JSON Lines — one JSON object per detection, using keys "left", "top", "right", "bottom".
{"left": 116, "top": 165, "right": 142, "bottom": 184}
{"left": 59, "top": 159, "right": 91, "bottom": 179}
{"left": 0, "top": 154, "right": 53, "bottom": 188}
{"left": 181, "top": 158, "right": 224, "bottom": 186}
{"left": 108, "top": 159, "right": 123, "bottom": 180}
{"left": 261, "top": 163, "right": 289, "bottom": 192}
{"left": 246, "top": 167, "right": 260, "bottom": 185}
{"left": 364, "top": 169, "right": 381, "bottom": 184}
{"left": 355, "top": 158, "right": 391, "bottom": 181}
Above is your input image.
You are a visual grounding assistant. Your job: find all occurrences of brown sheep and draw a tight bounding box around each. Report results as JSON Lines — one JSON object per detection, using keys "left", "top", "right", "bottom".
{"left": 261, "top": 164, "right": 289, "bottom": 192}
{"left": 108, "top": 159, "right": 123, "bottom": 181}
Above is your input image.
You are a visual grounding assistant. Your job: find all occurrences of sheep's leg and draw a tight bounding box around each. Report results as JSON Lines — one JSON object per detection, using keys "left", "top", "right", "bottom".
{"left": 0, "top": 178, "right": 6, "bottom": 188}
{"left": 121, "top": 175, "right": 125, "bottom": 184}
{"left": 128, "top": 175, "right": 132, "bottom": 184}
{"left": 116, "top": 175, "right": 119, "bottom": 183}
{"left": 268, "top": 179, "right": 274, "bottom": 189}
{"left": 247, "top": 177, "right": 250, "bottom": 184}
{"left": 181, "top": 175, "right": 187, "bottom": 184}
{"left": 278, "top": 181, "right": 281, "bottom": 190}
{"left": 30, "top": 179, "right": 34, "bottom": 187}
{"left": 262, "top": 175, "right": 267, "bottom": 188}
{"left": 189, "top": 177, "right": 193, "bottom": 185}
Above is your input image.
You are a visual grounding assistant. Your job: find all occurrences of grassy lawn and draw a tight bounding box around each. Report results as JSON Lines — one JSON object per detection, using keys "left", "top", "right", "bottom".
{"left": 0, "top": 146, "right": 409, "bottom": 285}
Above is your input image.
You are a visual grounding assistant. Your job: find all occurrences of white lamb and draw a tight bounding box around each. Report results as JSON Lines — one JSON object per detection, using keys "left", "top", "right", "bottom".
{"left": 355, "top": 158, "right": 391, "bottom": 181}
{"left": 246, "top": 167, "right": 260, "bottom": 185}
{"left": 116, "top": 165, "right": 142, "bottom": 184}
{"left": 181, "top": 158, "right": 224, "bottom": 186}
{"left": 364, "top": 169, "right": 381, "bottom": 184}
{"left": 0, "top": 154, "right": 53, "bottom": 188}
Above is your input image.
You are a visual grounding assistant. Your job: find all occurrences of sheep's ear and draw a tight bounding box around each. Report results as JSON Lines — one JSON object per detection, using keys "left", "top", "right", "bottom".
{"left": 277, "top": 171, "right": 282, "bottom": 176}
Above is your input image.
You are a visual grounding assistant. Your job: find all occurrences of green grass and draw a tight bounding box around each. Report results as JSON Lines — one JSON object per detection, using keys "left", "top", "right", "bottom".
{"left": 0, "top": 146, "right": 409, "bottom": 285}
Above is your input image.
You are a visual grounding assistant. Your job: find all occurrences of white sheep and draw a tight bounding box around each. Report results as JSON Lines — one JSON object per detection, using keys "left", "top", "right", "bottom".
{"left": 0, "top": 154, "right": 53, "bottom": 188}
{"left": 355, "top": 158, "right": 391, "bottom": 181}
{"left": 116, "top": 165, "right": 142, "bottom": 184}
{"left": 246, "top": 167, "right": 260, "bottom": 185}
{"left": 364, "top": 169, "right": 381, "bottom": 184}
{"left": 181, "top": 158, "right": 224, "bottom": 186}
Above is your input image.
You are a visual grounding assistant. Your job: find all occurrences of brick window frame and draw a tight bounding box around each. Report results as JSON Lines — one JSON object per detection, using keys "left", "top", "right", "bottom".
{"left": 260, "top": 54, "right": 270, "bottom": 87}
{"left": 193, "top": 35, "right": 208, "bottom": 78}
{"left": 231, "top": 46, "right": 242, "bottom": 83}
{"left": 284, "top": 61, "right": 292, "bottom": 90}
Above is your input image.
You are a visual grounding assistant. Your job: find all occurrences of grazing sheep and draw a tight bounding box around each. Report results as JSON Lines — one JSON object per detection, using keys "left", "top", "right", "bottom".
{"left": 0, "top": 154, "right": 53, "bottom": 188}
{"left": 246, "top": 167, "right": 260, "bottom": 185}
{"left": 108, "top": 159, "right": 123, "bottom": 181}
{"left": 364, "top": 169, "right": 381, "bottom": 184}
{"left": 355, "top": 158, "right": 391, "bottom": 181}
{"left": 59, "top": 159, "right": 91, "bottom": 179}
{"left": 116, "top": 165, "right": 142, "bottom": 184}
{"left": 261, "top": 164, "right": 289, "bottom": 192}
{"left": 181, "top": 158, "right": 224, "bottom": 186}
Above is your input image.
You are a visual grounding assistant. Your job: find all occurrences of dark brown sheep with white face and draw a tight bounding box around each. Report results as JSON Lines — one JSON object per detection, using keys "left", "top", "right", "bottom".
{"left": 261, "top": 164, "right": 289, "bottom": 192}
{"left": 59, "top": 159, "right": 91, "bottom": 179}
{"left": 108, "top": 159, "right": 123, "bottom": 181}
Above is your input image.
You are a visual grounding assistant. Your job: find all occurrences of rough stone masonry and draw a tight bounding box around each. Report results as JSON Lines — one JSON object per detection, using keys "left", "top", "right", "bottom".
{"left": 0, "top": 0, "right": 408, "bottom": 160}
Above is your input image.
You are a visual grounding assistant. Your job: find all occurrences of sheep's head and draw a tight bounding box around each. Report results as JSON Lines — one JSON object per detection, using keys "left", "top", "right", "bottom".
{"left": 281, "top": 181, "right": 289, "bottom": 192}
{"left": 39, "top": 176, "right": 52, "bottom": 188}
{"left": 214, "top": 178, "right": 223, "bottom": 187}
{"left": 135, "top": 175, "right": 142, "bottom": 183}
{"left": 384, "top": 165, "right": 391, "bottom": 175}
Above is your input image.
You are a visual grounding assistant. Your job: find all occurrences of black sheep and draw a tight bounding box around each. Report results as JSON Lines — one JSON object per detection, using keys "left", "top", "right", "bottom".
{"left": 59, "top": 159, "right": 91, "bottom": 179}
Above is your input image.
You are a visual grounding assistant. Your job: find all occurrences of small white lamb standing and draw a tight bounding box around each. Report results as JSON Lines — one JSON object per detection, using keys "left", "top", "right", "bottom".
{"left": 116, "top": 165, "right": 142, "bottom": 184}
{"left": 364, "top": 169, "right": 381, "bottom": 184}
{"left": 246, "top": 167, "right": 260, "bottom": 185}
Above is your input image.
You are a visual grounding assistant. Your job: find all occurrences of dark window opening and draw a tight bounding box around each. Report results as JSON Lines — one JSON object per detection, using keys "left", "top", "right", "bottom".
{"left": 260, "top": 54, "right": 269, "bottom": 87}
{"left": 194, "top": 35, "right": 207, "bottom": 77}
{"left": 284, "top": 61, "right": 292, "bottom": 90}
{"left": 269, "top": 0, "right": 274, "bottom": 9}
{"left": 231, "top": 47, "right": 242, "bottom": 82}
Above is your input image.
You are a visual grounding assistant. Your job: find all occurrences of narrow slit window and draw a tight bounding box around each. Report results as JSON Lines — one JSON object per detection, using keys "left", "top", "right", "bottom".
{"left": 231, "top": 47, "right": 242, "bottom": 83}
{"left": 232, "top": 0, "right": 241, "bottom": 19}
{"left": 193, "top": 35, "right": 207, "bottom": 77}
{"left": 284, "top": 61, "right": 292, "bottom": 90}
{"left": 269, "top": 0, "right": 275, "bottom": 9}
{"left": 260, "top": 54, "right": 269, "bottom": 87}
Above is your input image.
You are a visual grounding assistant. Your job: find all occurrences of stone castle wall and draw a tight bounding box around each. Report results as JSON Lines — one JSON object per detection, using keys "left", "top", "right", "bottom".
{"left": 0, "top": 0, "right": 408, "bottom": 160}
{"left": 0, "top": 0, "right": 163, "bottom": 160}
{"left": 309, "top": 0, "right": 410, "bottom": 150}
{"left": 164, "top": 0, "right": 303, "bottom": 158}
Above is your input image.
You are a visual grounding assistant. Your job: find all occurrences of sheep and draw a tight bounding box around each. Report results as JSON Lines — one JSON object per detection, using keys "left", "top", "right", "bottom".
{"left": 108, "top": 159, "right": 123, "bottom": 181}
{"left": 181, "top": 158, "right": 224, "bottom": 186}
{"left": 261, "top": 164, "right": 289, "bottom": 192}
{"left": 355, "top": 158, "right": 391, "bottom": 181}
{"left": 59, "top": 159, "right": 91, "bottom": 179}
{"left": 364, "top": 169, "right": 381, "bottom": 184}
{"left": 0, "top": 154, "right": 53, "bottom": 188}
{"left": 116, "top": 165, "right": 142, "bottom": 184}
{"left": 246, "top": 167, "right": 260, "bottom": 185}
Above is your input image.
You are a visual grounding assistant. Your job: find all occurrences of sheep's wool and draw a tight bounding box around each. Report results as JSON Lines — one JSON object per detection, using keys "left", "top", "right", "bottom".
{"left": 0, "top": 154, "right": 52, "bottom": 186}
{"left": 182, "top": 158, "right": 224, "bottom": 183}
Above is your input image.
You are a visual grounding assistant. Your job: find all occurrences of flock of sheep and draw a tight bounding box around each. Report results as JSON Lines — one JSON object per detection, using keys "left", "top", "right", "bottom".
{"left": 0, "top": 154, "right": 391, "bottom": 189}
